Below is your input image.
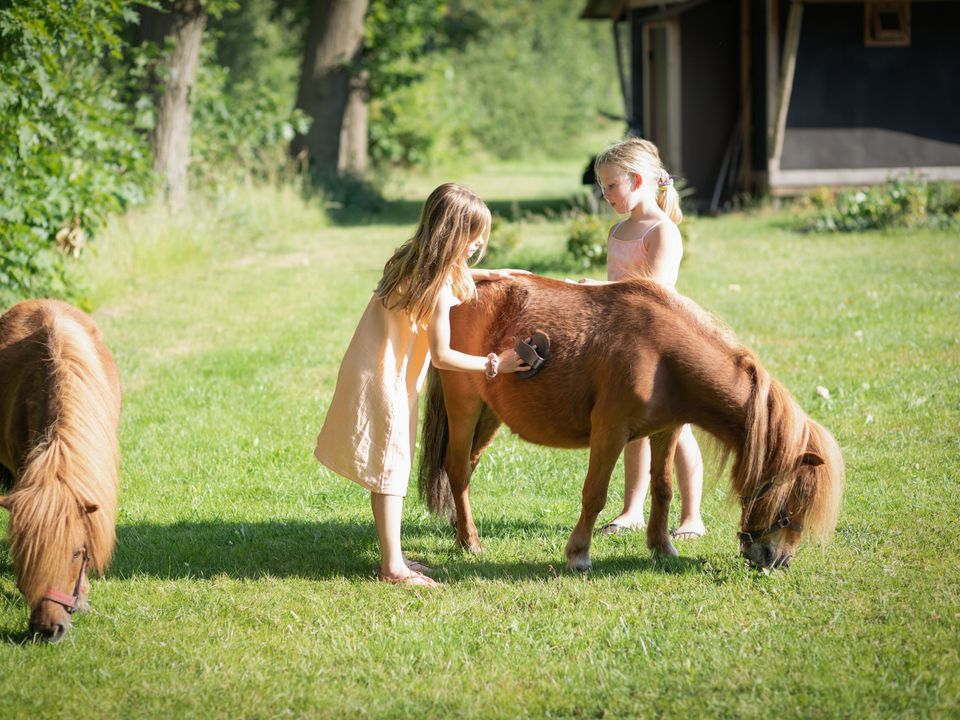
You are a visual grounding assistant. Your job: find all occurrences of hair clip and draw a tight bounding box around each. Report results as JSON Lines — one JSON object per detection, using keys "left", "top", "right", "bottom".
{"left": 657, "top": 174, "right": 674, "bottom": 189}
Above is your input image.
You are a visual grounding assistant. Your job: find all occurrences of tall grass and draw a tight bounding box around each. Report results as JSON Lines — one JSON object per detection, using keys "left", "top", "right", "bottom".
{"left": 0, "top": 174, "right": 957, "bottom": 718}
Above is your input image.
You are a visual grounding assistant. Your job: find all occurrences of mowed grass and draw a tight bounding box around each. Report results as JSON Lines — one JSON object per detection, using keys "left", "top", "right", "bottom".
{"left": 1, "top": 169, "right": 958, "bottom": 718}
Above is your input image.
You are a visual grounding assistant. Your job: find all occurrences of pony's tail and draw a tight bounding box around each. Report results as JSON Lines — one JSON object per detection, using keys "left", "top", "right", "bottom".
{"left": 417, "top": 366, "right": 454, "bottom": 519}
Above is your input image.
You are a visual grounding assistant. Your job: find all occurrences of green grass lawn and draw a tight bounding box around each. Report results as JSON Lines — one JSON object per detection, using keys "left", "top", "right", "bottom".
{"left": 1, "top": 168, "right": 958, "bottom": 718}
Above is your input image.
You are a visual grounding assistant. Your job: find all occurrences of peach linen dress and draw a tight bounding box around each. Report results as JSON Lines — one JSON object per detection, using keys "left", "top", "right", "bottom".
{"left": 315, "top": 294, "right": 432, "bottom": 497}
{"left": 606, "top": 218, "right": 678, "bottom": 285}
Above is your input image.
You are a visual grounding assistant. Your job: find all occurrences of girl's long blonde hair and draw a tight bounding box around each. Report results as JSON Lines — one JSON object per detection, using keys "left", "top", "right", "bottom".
{"left": 595, "top": 137, "right": 683, "bottom": 224}
{"left": 376, "top": 183, "right": 492, "bottom": 328}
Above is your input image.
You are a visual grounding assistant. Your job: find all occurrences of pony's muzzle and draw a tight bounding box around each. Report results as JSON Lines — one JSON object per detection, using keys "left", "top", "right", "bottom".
{"left": 741, "top": 541, "right": 792, "bottom": 569}
{"left": 30, "top": 617, "right": 71, "bottom": 643}
{"left": 30, "top": 604, "right": 73, "bottom": 643}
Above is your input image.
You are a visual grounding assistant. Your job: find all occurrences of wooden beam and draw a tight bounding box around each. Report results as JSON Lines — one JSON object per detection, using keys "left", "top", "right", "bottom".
{"left": 770, "top": 1, "right": 803, "bottom": 170}
{"left": 765, "top": 0, "right": 779, "bottom": 165}
{"left": 612, "top": 19, "right": 632, "bottom": 121}
{"left": 769, "top": 166, "right": 960, "bottom": 194}
{"left": 740, "top": 0, "right": 752, "bottom": 193}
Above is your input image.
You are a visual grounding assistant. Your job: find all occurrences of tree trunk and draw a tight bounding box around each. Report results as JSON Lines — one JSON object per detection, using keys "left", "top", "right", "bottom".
{"left": 139, "top": 1, "right": 206, "bottom": 211}
{"left": 293, "top": 0, "right": 369, "bottom": 177}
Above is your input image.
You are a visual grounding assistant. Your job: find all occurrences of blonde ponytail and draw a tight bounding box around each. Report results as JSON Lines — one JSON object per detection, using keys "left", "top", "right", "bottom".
{"left": 656, "top": 171, "right": 683, "bottom": 224}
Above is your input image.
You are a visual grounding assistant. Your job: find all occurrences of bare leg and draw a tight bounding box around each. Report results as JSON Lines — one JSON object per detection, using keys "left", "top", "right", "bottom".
{"left": 602, "top": 437, "right": 650, "bottom": 531}
{"left": 671, "top": 425, "right": 706, "bottom": 539}
{"left": 371, "top": 492, "right": 438, "bottom": 586}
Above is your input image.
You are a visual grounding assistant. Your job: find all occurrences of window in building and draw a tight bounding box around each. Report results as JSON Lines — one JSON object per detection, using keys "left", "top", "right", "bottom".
{"left": 865, "top": 1, "right": 911, "bottom": 47}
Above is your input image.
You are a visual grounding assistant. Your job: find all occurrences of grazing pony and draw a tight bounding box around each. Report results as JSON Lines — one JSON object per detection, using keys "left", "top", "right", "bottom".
{"left": 0, "top": 300, "right": 120, "bottom": 641}
{"left": 418, "top": 275, "right": 843, "bottom": 570}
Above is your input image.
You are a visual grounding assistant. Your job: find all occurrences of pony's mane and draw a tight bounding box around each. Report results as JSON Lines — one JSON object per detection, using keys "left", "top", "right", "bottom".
{"left": 730, "top": 351, "right": 843, "bottom": 543}
{"left": 7, "top": 314, "right": 118, "bottom": 603}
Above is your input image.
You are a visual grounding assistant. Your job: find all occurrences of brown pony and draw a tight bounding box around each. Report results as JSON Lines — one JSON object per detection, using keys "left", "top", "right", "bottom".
{"left": 418, "top": 275, "right": 843, "bottom": 570}
{"left": 0, "top": 300, "right": 120, "bottom": 641}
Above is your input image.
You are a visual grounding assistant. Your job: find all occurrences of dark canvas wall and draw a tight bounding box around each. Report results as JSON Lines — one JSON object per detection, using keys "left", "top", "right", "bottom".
{"left": 679, "top": 1, "right": 740, "bottom": 202}
{"left": 781, "top": 2, "right": 960, "bottom": 169}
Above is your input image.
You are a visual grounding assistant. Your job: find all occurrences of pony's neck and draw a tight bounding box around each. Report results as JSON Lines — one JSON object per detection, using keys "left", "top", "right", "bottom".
{"left": 672, "top": 343, "right": 755, "bottom": 452}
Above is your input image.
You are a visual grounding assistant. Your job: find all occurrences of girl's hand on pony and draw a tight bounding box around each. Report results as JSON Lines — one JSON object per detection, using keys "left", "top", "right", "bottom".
{"left": 496, "top": 348, "right": 530, "bottom": 375}
{"left": 565, "top": 278, "right": 608, "bottom": 285}
{"left": 473, "top": 268, "right": 532, "bottom": 281}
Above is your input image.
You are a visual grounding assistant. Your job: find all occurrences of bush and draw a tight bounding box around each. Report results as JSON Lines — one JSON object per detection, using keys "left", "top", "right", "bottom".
{"left": 485, "top": 216, "right": 521, "bottom": 260}
{"left": 566, "top": 213, "right": 608, "bottom": 268}
{"left": 0, "top": 1, "right": 153, "bottom": 306}
{"left": 803, "top": 177, "right": 960, "bottom": 232}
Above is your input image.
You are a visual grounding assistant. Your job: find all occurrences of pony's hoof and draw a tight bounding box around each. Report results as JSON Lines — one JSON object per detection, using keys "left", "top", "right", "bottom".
{"left": 457, "top": 538, "right": 482, "bottom": 554}
{"left": 566, "top": 554, "right": 592, "bottom": 572}
{"left": 650, "top": 539, "right": 679, "bottom": 558}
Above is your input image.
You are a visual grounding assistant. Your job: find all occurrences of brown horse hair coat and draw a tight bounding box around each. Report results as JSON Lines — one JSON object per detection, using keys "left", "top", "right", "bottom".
{"left": 0, "top": 301, "right": 120, "bottom": 607}
{"left": 417, "top": 275, "right": 843, "bottom": 566}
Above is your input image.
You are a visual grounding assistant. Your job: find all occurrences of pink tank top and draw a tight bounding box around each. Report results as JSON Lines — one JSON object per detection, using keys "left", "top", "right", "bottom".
{"left": 607, "top": 219, "right": 677, "bottom": 284}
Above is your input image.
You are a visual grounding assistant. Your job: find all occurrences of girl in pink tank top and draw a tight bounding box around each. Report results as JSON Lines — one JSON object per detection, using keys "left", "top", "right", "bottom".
{"left": 591, "top": 137, "right": 707, "bottom": 542}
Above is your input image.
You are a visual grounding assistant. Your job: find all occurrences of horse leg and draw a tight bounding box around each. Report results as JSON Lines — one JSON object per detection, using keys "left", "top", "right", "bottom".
{"left": 646, "top": 427, "right": 682, "bottom": 557}
{"left": 443, "top": 388, "right": 485, "bottom": 553}
{"left": 450, "top": 405, "right": 503, "bottom": 552}
{"left": 564, "top": 420, "right": 627, "bottom": 571}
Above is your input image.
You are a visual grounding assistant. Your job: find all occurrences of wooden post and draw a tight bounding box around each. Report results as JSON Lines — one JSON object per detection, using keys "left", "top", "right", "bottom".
{"left": 740, "top": 0, "right": 752, "bottom": 193}
{"left": 770, "top": 1, "right": 803, "bottom": 174}
{"left": 765, "top": 0, "right": 779, "bottom": 165}
{"left": 612, "top": 19, "right": 632, "bottom": 123}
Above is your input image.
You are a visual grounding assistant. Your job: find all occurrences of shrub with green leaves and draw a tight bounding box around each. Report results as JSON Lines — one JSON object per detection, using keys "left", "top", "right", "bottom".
{"left": 566, "top": 212, "right": 608, "bottom": 268}
{"left": 0, "top": 0, "right": 153, "bottom": 305}
{"left": 804, "top": 177, "right": 960, "bottom": 232}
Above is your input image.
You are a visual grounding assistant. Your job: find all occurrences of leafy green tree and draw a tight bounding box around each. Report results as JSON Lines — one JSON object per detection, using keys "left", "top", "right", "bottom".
{"left": 0, "top": 0, "right": 152, "bottom": 305}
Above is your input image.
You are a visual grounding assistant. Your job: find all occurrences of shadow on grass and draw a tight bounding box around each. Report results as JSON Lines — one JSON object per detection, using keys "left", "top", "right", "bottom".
{"left": 0, "top": 518, "right": 707, "bottom": 638}
{"left": 101, "top": 518, "right": 705, "bottom": 584}
{"left": 329, "top": 196, "right": 581, "bottom": 228}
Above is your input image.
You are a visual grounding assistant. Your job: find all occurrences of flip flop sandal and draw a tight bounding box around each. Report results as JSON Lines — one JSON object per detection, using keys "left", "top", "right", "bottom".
{"left": 515, "top": 331, "right": 550, "bottom": 379}
{"left": 377, "top": 570, "right": 438, "bottom": 587}
{"left": 600, "top": 521, "right": 644, "bottom": 536}
{"left": 404, "top": 558, "right": 433, "bottom": 574}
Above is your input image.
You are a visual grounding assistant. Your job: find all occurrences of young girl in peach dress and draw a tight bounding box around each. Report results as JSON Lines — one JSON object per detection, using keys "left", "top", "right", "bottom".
{"left": 589, "top": 137, "right": 707, "bottom": 541}
{"left": 315, "top": 183, "right": 530, "bottom": 586}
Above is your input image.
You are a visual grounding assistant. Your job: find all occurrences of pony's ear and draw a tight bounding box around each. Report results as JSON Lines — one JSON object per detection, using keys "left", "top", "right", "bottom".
{"left": 801, "top": 452, "right": 825, "bottom": 467}
{"left": 82, "top": 502, "right": 100, "bottom": 515}
{"left": 0, "top": 495, "right": 12, "bottom": 511}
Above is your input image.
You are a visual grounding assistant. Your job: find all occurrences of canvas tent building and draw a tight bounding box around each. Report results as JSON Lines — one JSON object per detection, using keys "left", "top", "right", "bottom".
{"left": 581, "top": 0, "right": 960, "bottom": 209}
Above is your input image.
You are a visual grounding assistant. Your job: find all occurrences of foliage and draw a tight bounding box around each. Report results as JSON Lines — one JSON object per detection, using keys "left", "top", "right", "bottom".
{"left": 0, "top": 0, "right": 153, "bottom": 306}
{"left": 121, "top": 0, "right": 310, "bottom": 191}
{"left": 566, "top": 212, "right": 608, "bottom": 268}
{"left": 447, "top": 0, "right": 617, "bottom": 160}
{"left": 367, "top": 0, "right": 619, "bottom": 168}
{"left": 802, "top": 176, "right": 960, "bottom": 232}
{"left": 485, "top": 216, "right": 521, "bottom": 259}
{"left": 189, "top": 41, "right": 311, "bottom": 188}
{"left": 363, "top": 0, "right": 448, "bottom": 167}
